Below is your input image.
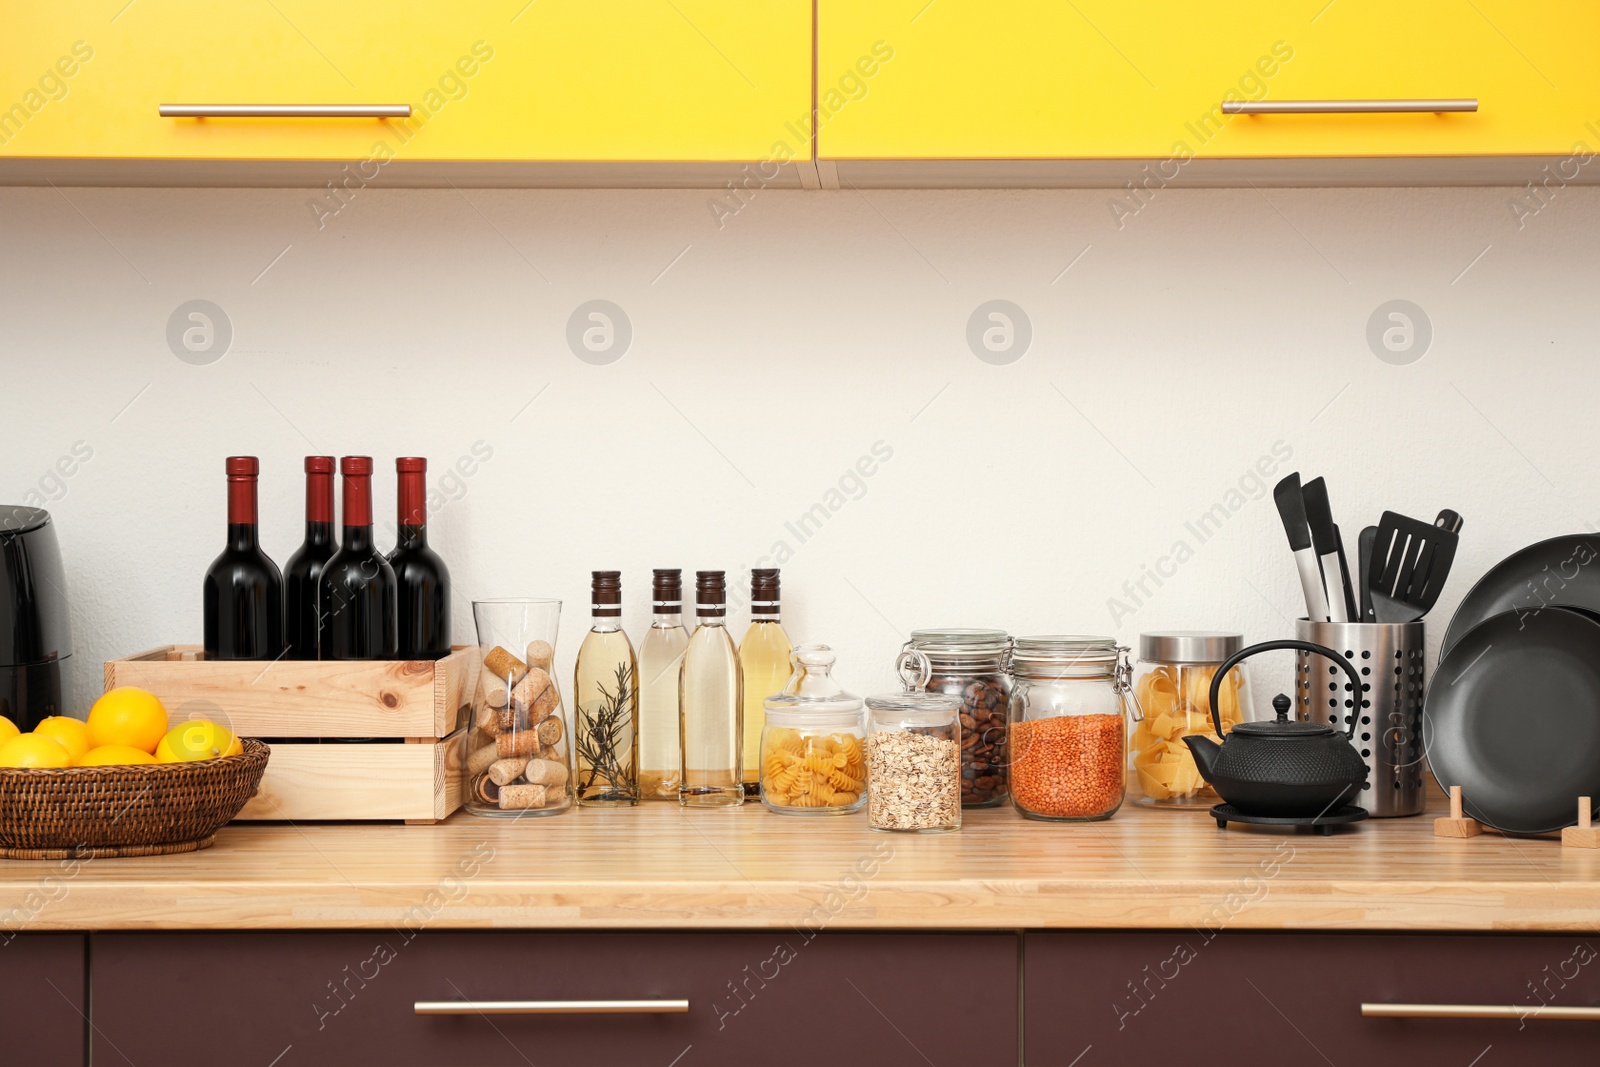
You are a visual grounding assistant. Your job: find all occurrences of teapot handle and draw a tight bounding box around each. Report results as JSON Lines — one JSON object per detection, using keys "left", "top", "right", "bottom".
{"left": 1207, "top": 639, "right": 1363, "bottom": 741}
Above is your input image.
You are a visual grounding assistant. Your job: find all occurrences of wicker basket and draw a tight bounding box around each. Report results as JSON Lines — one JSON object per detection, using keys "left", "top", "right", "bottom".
{"left": 0, "top": 739, "right": 270, "bottom": 859}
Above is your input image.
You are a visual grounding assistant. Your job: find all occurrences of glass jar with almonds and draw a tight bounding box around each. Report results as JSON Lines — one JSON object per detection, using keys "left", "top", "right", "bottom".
{"left": 1130, "top": 631, "right": 1256, "bottom": 809}
{"left": 759, "top": 645, "right": 867, "bottom": 816}
{"left": 465, "top": 599, "right": 573, "bottom": 817}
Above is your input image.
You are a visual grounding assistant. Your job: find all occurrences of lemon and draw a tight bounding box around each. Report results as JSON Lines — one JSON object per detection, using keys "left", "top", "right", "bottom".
{"left": 0, "top": 717, "right": 19, "bottom": 745}
{"left": 0, "top": 734, "right": 72, "bottom": 768}
{"left": 33, "top": 716, "right": 91, "bottom": 764}
{"left": 87, "top": 687, "right": 169, "bottom": 754}
{"left": 156, "top": 720, "right": 242, "bottom": 763}
{"left": 77, "top": 745, "right": 158, "bottom": 767}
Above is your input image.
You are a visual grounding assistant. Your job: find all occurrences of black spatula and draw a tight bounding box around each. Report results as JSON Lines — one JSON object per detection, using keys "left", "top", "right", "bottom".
{"left": 1369, "top": 511, "right": 1460, "bottom": 623}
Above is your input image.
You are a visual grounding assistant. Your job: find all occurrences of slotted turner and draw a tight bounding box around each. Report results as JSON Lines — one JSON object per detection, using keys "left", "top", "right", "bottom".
{"left": 1369, "top": 511, "right": 1460, "bottom": 623}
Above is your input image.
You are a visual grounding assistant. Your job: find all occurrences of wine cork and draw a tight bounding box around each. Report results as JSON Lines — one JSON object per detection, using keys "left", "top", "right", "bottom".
{"left": 474, "top": 702, "right": 519, "bottom": 736}
{"left": 472, "top": 773, "right": 500, "bottom": 806}
{"left": 523, "top": 758, "right": 569, "bottom": 787}
{"left": 512, "top": 667, "right": 560, "bottom": 721}
{"left": 482, "top": 645, "right": 528, "bottom": 685}
{"left": 525, "top": 640, "right": 554, "bottom": 672}
{"left": 540, "top": 744, "right": 561, "bottom": 762}
{"left": 481, "top": 679, "right": 511, "bottom": 709}
{"left": 467, "top": 742, "right": 499, "bottom": 778}
{"left": 536, "top": 715, "right": 564, "bottom": 747}
{"left": 496, "top": 731, "right": 542, "bottom": 760}
{"left": 499, "top": 783, "right": 548, "bottom": 810}
{"left": 489, "top": 758, "right": 528, "bottom": 786}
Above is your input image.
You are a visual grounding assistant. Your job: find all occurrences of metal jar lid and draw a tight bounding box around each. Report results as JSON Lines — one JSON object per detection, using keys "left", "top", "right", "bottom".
{"left": 1138, "top": 631, "right": 1244, "bottom": 665}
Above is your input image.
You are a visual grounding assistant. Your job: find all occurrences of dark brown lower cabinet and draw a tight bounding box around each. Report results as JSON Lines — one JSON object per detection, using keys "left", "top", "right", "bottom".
{"left": 0, "top": 934, "right": 86, "bottom": 1066}
{"left": 91, "top": 931, "right": 1017, "bottom": 1067}
{"left": 1025, "top": 931, "right": 1600, "bottom": 1066}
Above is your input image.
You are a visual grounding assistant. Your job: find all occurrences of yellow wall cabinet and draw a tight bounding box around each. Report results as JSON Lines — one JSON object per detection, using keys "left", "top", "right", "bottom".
{"left": 0, "top": 0, "right": 813, "bottom": 180}
{"left": 4, "top": 1, "right": 1597, "bottom": 186}
{"left": 818, "top": 0, "right": 1600, "bottom": 182}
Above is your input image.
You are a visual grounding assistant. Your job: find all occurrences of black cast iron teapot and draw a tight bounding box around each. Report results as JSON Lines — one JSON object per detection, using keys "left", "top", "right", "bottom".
{"left": 1183, "top": 639, "right": 1369, "bottom": 818}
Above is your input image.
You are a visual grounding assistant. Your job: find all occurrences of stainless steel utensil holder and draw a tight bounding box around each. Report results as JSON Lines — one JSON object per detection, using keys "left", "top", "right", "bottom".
{"left": 1295, "top": 620, "right": 1426, "bottom": 817}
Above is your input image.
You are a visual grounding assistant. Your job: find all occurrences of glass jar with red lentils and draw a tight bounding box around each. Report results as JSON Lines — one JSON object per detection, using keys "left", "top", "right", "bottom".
{"left": 1005, "top": 636, "right": 1139, "bottom": 822}
{"left": 905, "top": 629, "right": 1012, "bottom": 807}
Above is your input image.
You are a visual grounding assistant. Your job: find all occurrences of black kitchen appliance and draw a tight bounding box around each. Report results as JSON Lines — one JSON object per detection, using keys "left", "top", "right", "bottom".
{"left": 0, "top": 506, "right": 72, "bottom": 731}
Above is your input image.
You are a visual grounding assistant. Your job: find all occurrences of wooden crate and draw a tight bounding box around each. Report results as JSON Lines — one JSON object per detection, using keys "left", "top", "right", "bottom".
{"left": 104, "top": 645, "right": 480, "bottom": 823}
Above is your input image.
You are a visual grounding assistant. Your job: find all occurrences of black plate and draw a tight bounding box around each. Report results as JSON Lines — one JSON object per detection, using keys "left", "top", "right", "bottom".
{"left": 1425, "top": 606, "right": 1600, "bottom": 834}
{"left": 1441, "top": 534, "right": 1600, "bottom": 657}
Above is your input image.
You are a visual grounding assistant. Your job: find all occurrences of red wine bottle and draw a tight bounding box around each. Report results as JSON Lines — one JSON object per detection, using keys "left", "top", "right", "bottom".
{"left": 203, "top": 456, "right": 284, "bottom": 660}
{"left": 317, "top": 456, "right": 397, "bottom": 660}
{"left": 388, "top": 457, "right": 452, "bottom": 659}
{"left": 284, "top": 456, "right": 336, "bottom": 660}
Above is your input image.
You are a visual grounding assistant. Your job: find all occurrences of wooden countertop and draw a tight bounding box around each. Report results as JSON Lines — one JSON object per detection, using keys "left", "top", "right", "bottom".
{"left": 5, "top": 792, "right": 1598, "bottom": 932}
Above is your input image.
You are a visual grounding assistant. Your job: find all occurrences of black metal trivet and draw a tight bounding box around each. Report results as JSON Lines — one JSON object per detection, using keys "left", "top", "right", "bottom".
{"left": 1210, "top": 803, "right": 1368, "bottom": 836}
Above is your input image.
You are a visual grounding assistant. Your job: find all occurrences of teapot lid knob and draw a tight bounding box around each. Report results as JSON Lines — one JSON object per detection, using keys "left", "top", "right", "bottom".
{"left": 1272, "top": 693, "right": 1292, "bottom": 722}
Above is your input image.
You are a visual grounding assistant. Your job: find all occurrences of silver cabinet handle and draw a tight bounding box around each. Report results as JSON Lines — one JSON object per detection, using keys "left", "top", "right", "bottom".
{"left": 414, "top": 999, "right": 689, "bottom": 1016}
{"left": 1222, "top": 99, "right": 1477, "bottom": 114}
{"left": 1363, "top": 1003, "right": 1600, "bottom": 1020}
{"left": 159, "top": 104, "right": 411, "bottom": 118}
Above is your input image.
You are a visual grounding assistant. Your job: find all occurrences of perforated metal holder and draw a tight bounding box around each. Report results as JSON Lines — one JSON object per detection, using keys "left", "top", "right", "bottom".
{"left": 1294, "top": 619, "right": 1426, "bottom": 818}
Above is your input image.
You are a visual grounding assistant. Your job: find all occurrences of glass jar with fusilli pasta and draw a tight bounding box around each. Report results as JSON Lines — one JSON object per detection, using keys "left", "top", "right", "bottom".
{"left": 759, "top": 645, "right": 867, "bottom": 816}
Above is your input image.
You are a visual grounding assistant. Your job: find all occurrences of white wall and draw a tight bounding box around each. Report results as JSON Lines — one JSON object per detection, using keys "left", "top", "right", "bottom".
{"left": 3, "top": 183, "right": 1596, "bottom": 712}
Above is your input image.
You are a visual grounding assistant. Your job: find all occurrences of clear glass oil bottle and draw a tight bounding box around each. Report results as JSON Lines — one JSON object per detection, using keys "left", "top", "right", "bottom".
{"left": 679, "top": 570, "right": 744, "bottom": 807}
{"left": 738, "top": 567, "right": 792, "bottom": 798}
{"left": 572, "top": 571, "right": 639, "bottom": 805}
{"left": 638, "top": 569, "right": 688, "bottom": 801}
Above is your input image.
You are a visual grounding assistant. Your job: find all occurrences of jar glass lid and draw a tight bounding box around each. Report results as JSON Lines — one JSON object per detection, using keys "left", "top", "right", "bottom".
{"left": 764, "top": 644, "right": 862, "bottom": 717}
{"left": 1139, "top": 631, "right": 1243, "bottom": 664}
{"left": 867, "top": 649, "right": 959, "bottom": 721}
{"left": 908, "top": 628, "right": 1011, "bottom": 656}
{"left": 866, "top": 691, "right": 959, "bottom": 713}
{"left": 1010, "top": 635, "right": 1119, "bottom": 674}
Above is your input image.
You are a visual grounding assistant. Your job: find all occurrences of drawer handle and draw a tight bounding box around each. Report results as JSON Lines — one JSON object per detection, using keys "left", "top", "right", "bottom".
{"left": 1363, "top": 1003, "right": 1600, "bottom": 1021}
{"left": 1222, "top": 99, "right": 1477, "bottom": 114}
{"left": 159, "top": 104, "right": 411, "bottom": 118}
{"left": 414, "top": 999, "right": 689, "bottom": 1016}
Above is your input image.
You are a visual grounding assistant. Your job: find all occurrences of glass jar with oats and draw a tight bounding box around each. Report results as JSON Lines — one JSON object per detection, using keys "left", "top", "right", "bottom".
{"left": 866, "top": 651, "right": 961, "bottom": 833}
{"left": 1130, "top": 631, "right": 1256, "bottom": 809}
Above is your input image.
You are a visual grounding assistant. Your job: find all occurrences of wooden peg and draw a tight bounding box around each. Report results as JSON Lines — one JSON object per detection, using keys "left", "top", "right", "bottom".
{"left": 1561, "top": 797, "right": 1600, "bottom": 849}
{"left": 1435, "top": 785, "right": 1482, "bottom": 838}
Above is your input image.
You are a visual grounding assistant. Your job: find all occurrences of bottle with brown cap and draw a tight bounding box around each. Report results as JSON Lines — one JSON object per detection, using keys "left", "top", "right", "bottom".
{"left": 738, "top": 568, "right": 793, "bottom": 797}
{"left": 284, "top": 456, "right": 335, "bottom": 660}
{"left": 679, "top": 571, "right": 744, "bottom": 806}
{"left": 638, "top": 569, "right": 688, "bottom": 800}
{"left": 203, "top": 456, "right": 284, "bottom": 660}
{"left": 317, "top": 456, "right": 397, "bottom": 660}
{"left": 573, "top": 571, "right": 639, "bottom": 805}
{"left": 388, "top": 457, "right": 451, "bottom": 660}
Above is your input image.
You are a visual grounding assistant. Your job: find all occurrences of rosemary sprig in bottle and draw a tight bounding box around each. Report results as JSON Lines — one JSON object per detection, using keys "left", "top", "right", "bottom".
{"left": 577, "top": 661, "right": 636, "bottom": 797}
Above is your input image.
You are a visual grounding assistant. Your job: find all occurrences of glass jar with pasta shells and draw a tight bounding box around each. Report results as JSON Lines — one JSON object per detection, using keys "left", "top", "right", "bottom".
{"left": 1006, "top": 636, "right": 1139, "bottom": 822}
{"left": 1130, "top": 631, "right": 1256, "bottom": 809}
{"left": 905, "top": 629, "right": 1011, "bottom": 808}
{"left": 759, "top": 645, "right": 867, "bottom": 816}
{"left": 865, "top": 651, "right": 962, "bottom": 833}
